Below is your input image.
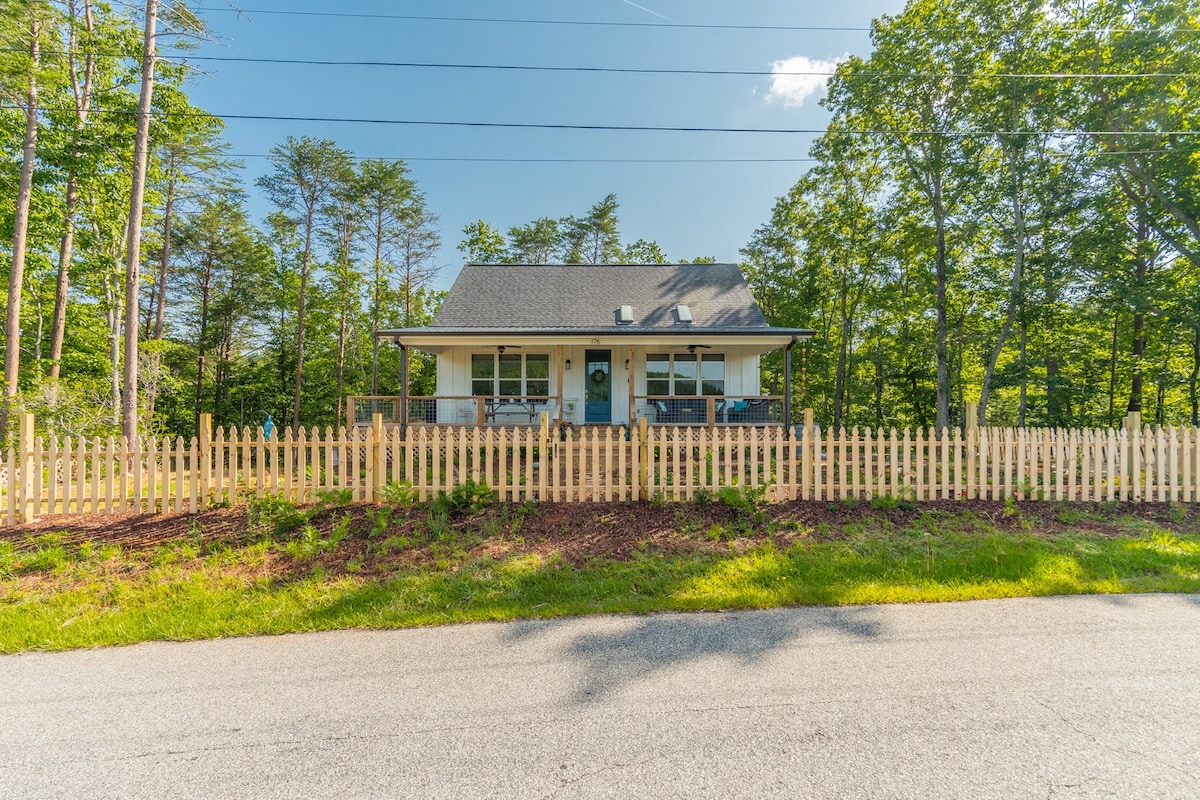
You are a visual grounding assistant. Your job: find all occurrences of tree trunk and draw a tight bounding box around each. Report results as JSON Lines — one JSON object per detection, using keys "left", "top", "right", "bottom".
{"left": 151, "top": 169, "right": 175, "bottom": 342}
{"left": 194, "top": 254, "right": 213, "bottom": 433}
{"left": 335, "top": 315, "right": 347, "bottom": 428}
{"left": 932, "top": 191, "right": 950, "bottom": 432}
{"left": 1190, "top": 327, "right": 1198, "bottom": 427}
{"left": 292, "top": 207, "right": 315, "bottom": 431}
{"left": 143, "top": 169, "right": 175, "bottom": 425}
{"left": 1, "top": 15, "right": 41, "bottom": 439}
{"left": 1018, "top": 319, "right": 1028, "bottom": 427}
{"left": 121, "top": 0, "right": 157, "bottom": 440}
{"left": 1045, "top": 357, "right": 1062, "bottom": 426}
{"left": 49, "top": 0, "right": 96, "bottom": 385}
{"left": 1108, "top": 311, "right": 1120, "bottom": 428}
{"left": 371, "top": 206, "right": 384, "bottom": 395}
{"left": 979, "top": 153, "right": 1027, "bottom": 425}
{"left": 49, "top": 175, "right": 79, "bottom": 384}
{"left": 107, "top": 276, "right": 121, "bottom": 426}
{"left": 873, "top": 349, "right": 884, "bottom": 428}
{"left": 1126, "top": 219, "right": 1150, "bottom": 414}
{"left": 832, "top": 290, "right": 851, "bottom": 432}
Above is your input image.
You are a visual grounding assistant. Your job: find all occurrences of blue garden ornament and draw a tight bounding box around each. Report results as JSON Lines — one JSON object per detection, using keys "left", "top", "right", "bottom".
{"left": 262, "top": 414, "right": 276, "bottom": 440}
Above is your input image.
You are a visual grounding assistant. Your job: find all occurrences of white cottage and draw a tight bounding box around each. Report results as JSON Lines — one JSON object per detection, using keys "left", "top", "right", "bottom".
{"left": 364, "top": 263, "right": 812, "bottom": 430}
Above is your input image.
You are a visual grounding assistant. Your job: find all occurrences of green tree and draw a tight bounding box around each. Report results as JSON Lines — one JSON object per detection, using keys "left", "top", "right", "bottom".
{"left": 561, "top": 193, "right": 622, "bottom": 264}
{"left": 257, "top": 136, "right": 354, "bottom": 429}
{"left": 458, "top": 219, "right": 507, "bottom": 263}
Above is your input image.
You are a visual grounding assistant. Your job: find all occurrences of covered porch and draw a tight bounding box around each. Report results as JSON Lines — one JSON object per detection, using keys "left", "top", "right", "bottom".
{"left": 356, "top": 330, "right": 805, "bottom": 431}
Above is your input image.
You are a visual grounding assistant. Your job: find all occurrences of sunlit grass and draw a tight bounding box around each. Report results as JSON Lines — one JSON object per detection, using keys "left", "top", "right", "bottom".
{"left": 1, "top": 511, "right": 1198, "bottom": 652}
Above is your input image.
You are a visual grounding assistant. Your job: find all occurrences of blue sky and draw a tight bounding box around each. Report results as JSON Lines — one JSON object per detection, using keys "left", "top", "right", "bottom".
{"left": 183, "top": 0, "right": 906, "bottom": 288}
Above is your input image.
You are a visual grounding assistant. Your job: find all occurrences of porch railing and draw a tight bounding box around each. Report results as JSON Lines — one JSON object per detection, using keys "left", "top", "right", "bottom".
{"left": 350, "top": 395, "right": 558, "bottom": 427}
{"left": 633, "top": 395, "right": 785, "bottom": 427}
{"left": 352, "top": 395, "right": 786, "bottom": 428}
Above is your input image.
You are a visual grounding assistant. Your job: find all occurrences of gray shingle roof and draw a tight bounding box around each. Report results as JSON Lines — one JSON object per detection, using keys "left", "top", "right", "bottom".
{"left": 430, "top": 263, "right": 771, "bottom": 330}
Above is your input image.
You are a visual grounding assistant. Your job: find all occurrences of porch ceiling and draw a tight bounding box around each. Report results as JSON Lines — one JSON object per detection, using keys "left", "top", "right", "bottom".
{"left": 377, "top": 328, "right": 813, "bottom": 355}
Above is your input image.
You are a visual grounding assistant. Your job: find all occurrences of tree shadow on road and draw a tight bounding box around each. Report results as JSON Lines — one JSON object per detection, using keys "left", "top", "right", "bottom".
{"left": 505, "top": 606, "right": 883, "bottom": 705}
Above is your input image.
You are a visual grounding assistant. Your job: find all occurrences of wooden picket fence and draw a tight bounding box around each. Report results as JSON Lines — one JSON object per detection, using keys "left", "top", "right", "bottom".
{"left": 2, "top": 412, "right": 1198, "bottom": 525}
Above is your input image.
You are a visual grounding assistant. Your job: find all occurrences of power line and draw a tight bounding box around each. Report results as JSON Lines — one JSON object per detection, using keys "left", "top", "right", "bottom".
{"left": 224, "top": 154, "right": 820, "bottom": 164}
{"left": 13, "top": 105, "right": 1199, "bottom": 137}
{"left": 11, "top": 48, "right": 1197, "bottom": 80}
{"left": 206, "top": 8, "right": 872, "bottom": 32}
{"left": 203, "top": 8, "right": 1200, "bottom": 35}
{"left": 180, "top": 150, "right": 1197, "bottom": 164}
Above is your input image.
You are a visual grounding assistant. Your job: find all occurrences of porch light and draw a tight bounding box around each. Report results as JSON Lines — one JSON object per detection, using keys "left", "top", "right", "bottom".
{"left": 565, "top": 359, "right": 571, "bottom": 370}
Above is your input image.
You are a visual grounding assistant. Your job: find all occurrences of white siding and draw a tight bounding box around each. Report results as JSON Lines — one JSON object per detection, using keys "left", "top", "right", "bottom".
{"left": 433, "top": 344, "right": 762, "bottom": 426}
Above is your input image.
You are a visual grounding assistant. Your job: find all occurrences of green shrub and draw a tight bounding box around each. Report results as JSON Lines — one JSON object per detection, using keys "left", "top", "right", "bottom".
{"left": 428, "top": 479, "right": 494, "bottom": 514}
{"left": 246, "top": 495, "right": 308, "bottom": 537}
{"left": 380, "top": 481, "right": 417, "bottom": 505}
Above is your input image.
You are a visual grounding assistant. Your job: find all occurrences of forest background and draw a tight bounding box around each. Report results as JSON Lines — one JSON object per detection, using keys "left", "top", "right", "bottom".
{"left": 1, "top": 0, "right": 1198, "bottom": 446}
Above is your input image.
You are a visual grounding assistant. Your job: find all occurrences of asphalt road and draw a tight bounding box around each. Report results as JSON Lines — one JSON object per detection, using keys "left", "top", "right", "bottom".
{"left": 1, "top": 595, "right": 1198, "bottom": 799}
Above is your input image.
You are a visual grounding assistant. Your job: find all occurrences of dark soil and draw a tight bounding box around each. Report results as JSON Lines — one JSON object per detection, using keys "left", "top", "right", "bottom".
{"left": 3, "top": 499, "right": 1197, "bottom": 582}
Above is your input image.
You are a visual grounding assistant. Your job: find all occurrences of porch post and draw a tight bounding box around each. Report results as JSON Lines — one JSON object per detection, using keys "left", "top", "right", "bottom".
{"left": 627, "top": 344, "right": 635, "bottom": 428}
{"left": 555, "top": 344, "right": 564, "bottom": 432}
{"left": 784, "top": 337, "right": 796, "bottom": 433}
{"left": 399, "top": 340, "right": 408, "bottom": 435}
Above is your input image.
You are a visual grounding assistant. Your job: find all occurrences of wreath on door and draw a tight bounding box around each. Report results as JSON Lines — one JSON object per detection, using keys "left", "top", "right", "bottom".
{"left": 590, "top": 368, "right": 607, "bottom": 385}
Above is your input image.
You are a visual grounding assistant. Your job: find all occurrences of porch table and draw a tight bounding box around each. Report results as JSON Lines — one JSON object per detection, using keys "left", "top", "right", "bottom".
{"left": 484, "top": 398, "right": 542, "bottom": 424}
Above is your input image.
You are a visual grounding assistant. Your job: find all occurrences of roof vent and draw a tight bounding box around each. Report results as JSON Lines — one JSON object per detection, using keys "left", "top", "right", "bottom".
{"left": 674, "top": 304, "right": 693, "bottom": 324}
{"left": 617, "top": 305, "right": 634, "bottom": 325}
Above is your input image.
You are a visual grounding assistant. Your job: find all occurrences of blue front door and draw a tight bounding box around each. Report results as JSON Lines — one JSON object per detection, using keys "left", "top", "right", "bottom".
{"left": 584, "top": 349, "right": 611, "bottom": 423}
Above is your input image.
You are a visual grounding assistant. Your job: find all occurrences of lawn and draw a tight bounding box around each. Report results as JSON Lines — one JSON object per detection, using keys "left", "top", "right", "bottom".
{"left": 1, "top": 491, "right": 1198, "bottom": 652}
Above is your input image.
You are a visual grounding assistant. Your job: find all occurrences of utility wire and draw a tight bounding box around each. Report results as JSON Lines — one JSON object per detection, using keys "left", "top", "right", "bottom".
{"left": 173, "top": 149, "right": 1195, "bottom": 164}
{"left": 206, "top": 8, "right": 873, "bottom": 31}
{"left": 7, "top": 48, "right": 1196, "bottom": 80}
{"left": 202, "top": 8, "right": 1200, "bottom": 35}
{"left": 9, "top": 105, "right": 1199, "bottom": 137}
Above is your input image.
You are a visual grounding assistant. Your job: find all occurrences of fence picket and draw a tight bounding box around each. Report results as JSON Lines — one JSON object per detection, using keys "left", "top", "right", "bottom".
{"left": 7, "top": 417, "right": 1200, "bottom": 527}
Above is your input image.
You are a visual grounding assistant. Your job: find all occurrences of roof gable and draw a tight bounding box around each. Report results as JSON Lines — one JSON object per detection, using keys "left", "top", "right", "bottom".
{"left": 432, "top": 263, "right": 770, "bottom": 331}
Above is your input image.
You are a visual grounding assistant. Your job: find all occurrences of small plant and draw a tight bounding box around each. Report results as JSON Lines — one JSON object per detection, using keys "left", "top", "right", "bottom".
{"left": 649, "top": 490, "right": 667, "bottom": 509}
{"left": 717, "top": 484, "right": 765, "bottom": 513}
{"left": 278, "top": 522, "right": 342, "bottom": 560}
{"left": 313, "top": 488, "right": 353, "bottom": 510}
{"left": 1002, "top": 494, "right": 1020, "bottom": 518}
{"left": 870, "top": 494, "right": 900, "bottom": 510}
{"left": 328, "top": 512, "right": 353, "bottom": 546}
{"left": 375, "top": 534, "right": 412, "bottom": 555}
{"left": 365, "top": 507, "right": 393, "bottom": 539}
{"left": 692, "top": 487, "right": 712, "bottom": 507}
{"left": 427, "top": 480, "right": 495, "bottom": 515}
{"left": 246, "top": 495, "right": 308, "bottom": 537}
{"left": 380, "top": 481, "right": 417, "bottom": 505}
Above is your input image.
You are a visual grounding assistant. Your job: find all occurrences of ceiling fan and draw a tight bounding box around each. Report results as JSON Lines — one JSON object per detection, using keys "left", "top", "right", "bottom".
{"left": 686, "top": 344, "right": 711, "bottom": 354}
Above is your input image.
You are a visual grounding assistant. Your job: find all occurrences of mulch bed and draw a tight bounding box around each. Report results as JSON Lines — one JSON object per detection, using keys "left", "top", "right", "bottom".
{"left": 3, "top": 499, "right": 1196, "bottom": 574}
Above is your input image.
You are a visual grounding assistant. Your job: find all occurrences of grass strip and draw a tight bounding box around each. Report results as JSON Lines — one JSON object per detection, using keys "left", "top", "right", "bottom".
{"left": 1, "top": 519, "right": 1198, "bottom": 652}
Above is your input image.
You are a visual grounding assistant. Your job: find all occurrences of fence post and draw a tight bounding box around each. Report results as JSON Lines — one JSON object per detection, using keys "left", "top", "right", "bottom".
{"left": 539, "top": 412, "right": 550, "bottom": 500}
{"left": 638, "top": 416, "right": 649, "bottom": 496}
{"left": 803, "top": 408, "right": 815, "bottom": 500}
{"left": 19, "top": 413, "right": 34, "bottom": 524}
{"left": 199, "top": 413, "right": 212, "bottom": 509}
{"left": 368, "top": 412, "right": 383, "bottom": 502}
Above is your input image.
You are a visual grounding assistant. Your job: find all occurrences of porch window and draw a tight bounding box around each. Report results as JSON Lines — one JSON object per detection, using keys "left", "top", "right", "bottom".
{"left": 646, "top": 353, "right": 724, "bottom": 395}
{"left": 472, "top": 352, "right": 551, "bottom": 396}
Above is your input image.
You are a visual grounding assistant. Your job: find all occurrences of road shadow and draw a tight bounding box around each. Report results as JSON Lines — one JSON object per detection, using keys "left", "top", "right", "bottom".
{"left": 508, "top": 606, "right": 883, "bottom": 705}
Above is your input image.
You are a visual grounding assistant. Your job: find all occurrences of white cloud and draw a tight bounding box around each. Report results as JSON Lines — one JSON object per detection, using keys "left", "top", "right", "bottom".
{"left": 766, "top": 55, "right": 847, "bottom": 108}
